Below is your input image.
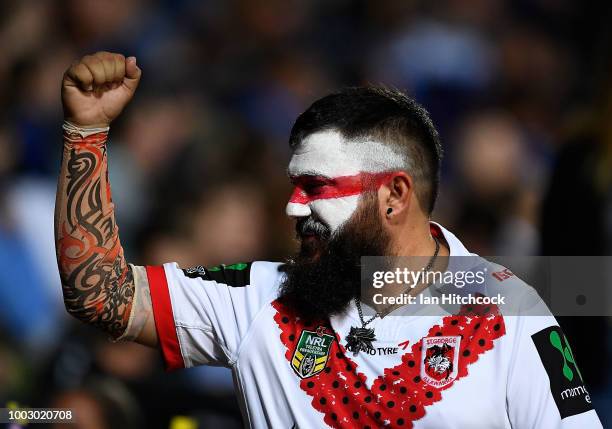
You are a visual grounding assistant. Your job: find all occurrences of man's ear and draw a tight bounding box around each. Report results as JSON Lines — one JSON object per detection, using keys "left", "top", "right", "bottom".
{"left": 382, "top": 172, "right": 413, "bottom": 218}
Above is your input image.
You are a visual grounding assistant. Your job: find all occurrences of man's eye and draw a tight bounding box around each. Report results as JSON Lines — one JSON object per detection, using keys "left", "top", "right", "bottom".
{"left": 304, "top": 183, "right": 328, "bottom": 193}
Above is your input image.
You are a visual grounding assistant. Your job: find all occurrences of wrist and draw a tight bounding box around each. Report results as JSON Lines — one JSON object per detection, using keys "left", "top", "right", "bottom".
{"left": 63, "top": 120, "right": 109, "bottom": 142}
{"left": 62, "top": 114, "right": 111, "bottom": 129}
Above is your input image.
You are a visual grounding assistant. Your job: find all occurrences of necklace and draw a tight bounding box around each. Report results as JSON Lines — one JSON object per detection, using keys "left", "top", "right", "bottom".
{"left": 345, "top": 236, "right": 440, "bottom": 356}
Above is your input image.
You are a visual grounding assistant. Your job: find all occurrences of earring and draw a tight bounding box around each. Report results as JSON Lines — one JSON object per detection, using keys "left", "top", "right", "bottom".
{"left": 386, "top": 207, "right": 393, "bottom": 215}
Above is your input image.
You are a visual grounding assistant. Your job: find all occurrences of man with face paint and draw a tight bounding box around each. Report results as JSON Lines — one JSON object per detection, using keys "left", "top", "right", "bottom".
{"left": 56, "top": 52, "right": 602, "bottom": 428}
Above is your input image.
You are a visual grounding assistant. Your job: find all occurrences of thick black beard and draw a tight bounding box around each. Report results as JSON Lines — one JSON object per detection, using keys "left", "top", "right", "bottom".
{"left": 278, "top": 194, "right": 390, "bottom": 321}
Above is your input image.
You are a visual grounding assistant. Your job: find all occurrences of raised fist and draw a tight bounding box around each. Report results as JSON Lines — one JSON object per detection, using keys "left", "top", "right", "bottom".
{"left": 62, "top": 51, "right": 141, "bottom": 127}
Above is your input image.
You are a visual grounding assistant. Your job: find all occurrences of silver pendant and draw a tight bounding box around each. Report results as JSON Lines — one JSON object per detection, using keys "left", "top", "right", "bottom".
{"left": 345, "top": 326, "right": 376, "bottom": 356}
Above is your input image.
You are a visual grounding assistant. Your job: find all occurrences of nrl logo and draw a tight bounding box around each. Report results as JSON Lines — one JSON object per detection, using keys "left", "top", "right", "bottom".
{"left": 421, "top": 335, "right": 460, "bottom": 388}
{"left": 291, "top": 327, "right": 334, "bottom": 379}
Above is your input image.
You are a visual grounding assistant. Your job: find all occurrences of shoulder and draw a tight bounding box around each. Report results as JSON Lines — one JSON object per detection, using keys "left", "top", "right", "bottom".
{"left": 445, "top": 256, "right": 552, "bottom": 321}
{"left": 167, "top": 260, "right": 286, "bottom": 298}
{"left": 182, "top": 260, "right": 283, "bottom": 282}
{"left": 476, "top": 259, "right": 559, "bottom": 336}
{"left": 481, "top": 260, "right": 535, "bottom": 298}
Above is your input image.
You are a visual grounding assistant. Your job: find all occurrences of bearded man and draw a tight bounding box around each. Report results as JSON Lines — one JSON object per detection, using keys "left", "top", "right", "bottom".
{"left": 55, "top": 52, "right": 602, "bottom": 428}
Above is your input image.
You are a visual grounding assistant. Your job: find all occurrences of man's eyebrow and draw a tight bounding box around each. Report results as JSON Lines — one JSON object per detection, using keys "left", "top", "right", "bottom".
{"left": 286, "top": 169, "right": 333, "bottom": 180}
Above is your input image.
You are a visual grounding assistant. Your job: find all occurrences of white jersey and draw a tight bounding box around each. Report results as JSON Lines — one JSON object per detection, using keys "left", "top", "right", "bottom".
{"left": 133, "top": 224, "right": 602, "bottom": 428}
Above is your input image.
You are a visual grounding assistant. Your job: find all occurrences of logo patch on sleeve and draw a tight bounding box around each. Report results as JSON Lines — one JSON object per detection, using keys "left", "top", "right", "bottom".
{"left": 182, "top": 262, "right": 251, "bottom": 287}
{"left": 531, "top": 326, "right": 593, "bottom": 419}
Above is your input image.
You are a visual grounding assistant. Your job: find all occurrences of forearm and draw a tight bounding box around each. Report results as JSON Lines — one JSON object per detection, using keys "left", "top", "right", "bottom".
{"left": 55, "top": 122, "right": 134, "bottom": 339}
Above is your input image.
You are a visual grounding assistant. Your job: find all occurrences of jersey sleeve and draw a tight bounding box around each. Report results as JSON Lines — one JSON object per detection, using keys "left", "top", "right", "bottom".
{"left": 141, "top": 261, "right": 282, "bottom": 371}
{"left": 505, "top": 293, "right": 603, "bottom": 428}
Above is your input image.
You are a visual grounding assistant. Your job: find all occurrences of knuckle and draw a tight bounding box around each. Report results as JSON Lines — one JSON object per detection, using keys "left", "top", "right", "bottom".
{"left": 74, "top": 65, "right": 89, "bottom": 78}
{"left": 92, "top": 56, "right": 103, "bottom": 65}
{"left": 81, "top": 56, "right": 96, "bottom": 67}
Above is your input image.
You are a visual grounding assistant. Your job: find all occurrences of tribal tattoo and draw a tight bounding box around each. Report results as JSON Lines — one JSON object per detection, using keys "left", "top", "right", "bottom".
{"left": 55, "top": 129, "right": 134, "bottom": 339}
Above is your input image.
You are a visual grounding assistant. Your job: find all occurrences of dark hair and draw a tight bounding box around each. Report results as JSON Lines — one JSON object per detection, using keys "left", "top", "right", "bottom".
{"left": 289, "top": 86, "right": 443, "bottom": 214}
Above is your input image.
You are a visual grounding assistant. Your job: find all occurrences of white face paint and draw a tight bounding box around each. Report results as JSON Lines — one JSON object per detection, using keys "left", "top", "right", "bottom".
{"left": 296, "top": 195, "right": 361, "bottom": 235}
{"left": 286, "top": 129, "right": 405, "bottom": 233}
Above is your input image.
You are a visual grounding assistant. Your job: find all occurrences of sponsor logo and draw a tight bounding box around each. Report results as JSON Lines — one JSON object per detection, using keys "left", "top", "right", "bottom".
{"left": 182, "top": 262, "right": 251, "bottom": 286}
{"left": 183, "top": 262, "right": 248, "bottom": 276}
{"left": 492, "top": 268, "right": 514, "bottom": 282}
{"left": 207, "top": 262, "right": 248, "bottom": 271}
{"left": 421, "top": 336, "right": 460, "bottom": 387}
{"left": 532, "top": 326, "right": 593, "bottom": 418}
{"left": 561, "top": 386, "right": 588, "bottom": 400}
{"left": 291, "top": 328, "right": 334, "bottom": 379}
{"left": 364, "top": 346, "right": 399, "bottom": 356}
{"left": 183, "top": 265, "right": 207, "bottom": 277}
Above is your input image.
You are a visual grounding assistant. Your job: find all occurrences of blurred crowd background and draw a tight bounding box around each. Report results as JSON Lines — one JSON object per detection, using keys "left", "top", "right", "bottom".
{"left": 1, "top": 0, "right": 611, "bottom": 428}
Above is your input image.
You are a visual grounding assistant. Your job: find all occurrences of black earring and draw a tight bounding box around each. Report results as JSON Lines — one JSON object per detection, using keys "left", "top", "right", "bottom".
{"left": 386, "top": 207, "right": 393, "bottom": 215}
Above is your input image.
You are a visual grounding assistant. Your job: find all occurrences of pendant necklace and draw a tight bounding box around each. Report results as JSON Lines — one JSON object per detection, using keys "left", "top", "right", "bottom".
{"left": 345, "top": 236, "right": 440, "bottom": 356}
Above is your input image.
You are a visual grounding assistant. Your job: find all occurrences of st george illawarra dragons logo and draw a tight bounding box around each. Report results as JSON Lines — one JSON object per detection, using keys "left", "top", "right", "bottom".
{"left": 421, "top": 335, "right": 460, "bottom": 388}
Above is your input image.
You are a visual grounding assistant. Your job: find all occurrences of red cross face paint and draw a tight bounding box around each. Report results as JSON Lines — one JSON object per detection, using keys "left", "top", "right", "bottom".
{"left": 288, "top": 173, "right": 399, "bottom": 205}
{"left": 286, "top": 130, "right": 405, "bottom": 233}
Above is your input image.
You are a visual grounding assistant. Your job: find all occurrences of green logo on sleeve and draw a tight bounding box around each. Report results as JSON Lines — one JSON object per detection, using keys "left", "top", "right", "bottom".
{"left": 208, "top": 262, "right": 248, "bottom": 272}
{"left": 182, "top": 262, "right": 252, "bottom": 286}
{"left": 532, "top": 326, "right": 592, "bottom": 419}
{"left": 549, "top": 330, "right": 582, "bottom": 382}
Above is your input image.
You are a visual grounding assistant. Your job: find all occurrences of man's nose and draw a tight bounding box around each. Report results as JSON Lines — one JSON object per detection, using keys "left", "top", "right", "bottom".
{"left": 286, "top": 186, "right": 311, "bottom": 218}
{"left": 286, "top": 201, "right": 311, "bottom": 218}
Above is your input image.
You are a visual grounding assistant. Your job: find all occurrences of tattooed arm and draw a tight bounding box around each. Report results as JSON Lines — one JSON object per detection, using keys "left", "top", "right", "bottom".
{"left": 56, "top": 52, "right": 157, "bottom": 346}
{"left": 56, "top": 125, "right": 131, "bottom": 337}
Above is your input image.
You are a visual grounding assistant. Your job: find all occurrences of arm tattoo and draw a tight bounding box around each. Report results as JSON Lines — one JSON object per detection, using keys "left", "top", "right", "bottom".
{"left": 55, "top": 129, "right": 134, "bottom": 338}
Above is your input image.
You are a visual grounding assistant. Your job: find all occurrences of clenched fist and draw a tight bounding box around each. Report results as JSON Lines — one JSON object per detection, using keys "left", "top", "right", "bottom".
{"left": 62, "top": 51, "right": 141, "bottom": 127}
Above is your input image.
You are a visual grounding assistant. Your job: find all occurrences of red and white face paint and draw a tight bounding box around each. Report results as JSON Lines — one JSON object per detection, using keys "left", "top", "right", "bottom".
{"left": 286, "top": 130, "right": 405, "bottom": 233}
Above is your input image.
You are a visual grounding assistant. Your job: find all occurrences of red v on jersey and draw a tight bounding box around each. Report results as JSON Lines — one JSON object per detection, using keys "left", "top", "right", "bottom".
{"left": 273, "top": 300, "right": 506, "bottom": 429}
